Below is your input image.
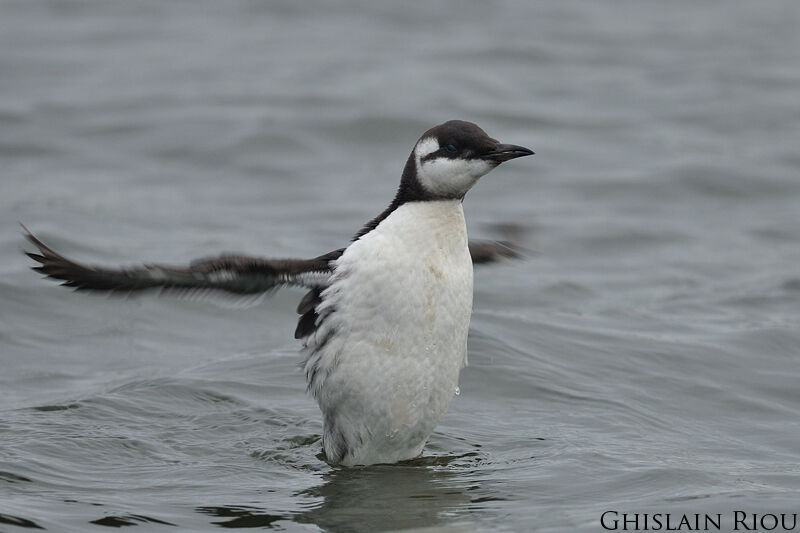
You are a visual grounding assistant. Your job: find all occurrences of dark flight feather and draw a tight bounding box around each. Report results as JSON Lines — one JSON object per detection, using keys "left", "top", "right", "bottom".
{"left": 23, "top": 225, "right": 341, "bottom": 295}
{"left": 24, "top": 223, "right": 523, "bottom": 297}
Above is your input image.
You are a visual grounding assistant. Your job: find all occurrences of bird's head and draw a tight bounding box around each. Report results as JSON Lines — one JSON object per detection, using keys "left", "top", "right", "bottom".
{"left": 409, "top": 120, "right": 534, "bottom": 199}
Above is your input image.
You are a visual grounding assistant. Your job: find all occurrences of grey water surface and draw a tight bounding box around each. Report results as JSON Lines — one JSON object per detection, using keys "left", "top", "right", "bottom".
{"left": 2, "top": 1, "right": 800, "bottom": 531}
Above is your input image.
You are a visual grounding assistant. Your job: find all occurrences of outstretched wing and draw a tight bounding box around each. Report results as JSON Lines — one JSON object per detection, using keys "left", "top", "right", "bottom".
{"left": 23, "top": 227, "right": 342, "bottom": 295}
{"left": 24, "top": 221, "right": 525, "bottom": 298}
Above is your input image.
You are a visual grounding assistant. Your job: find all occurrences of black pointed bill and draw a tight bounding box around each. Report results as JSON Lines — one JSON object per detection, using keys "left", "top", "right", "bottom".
{"left": 482, "top": 143, "right": 535, "bottom": 163}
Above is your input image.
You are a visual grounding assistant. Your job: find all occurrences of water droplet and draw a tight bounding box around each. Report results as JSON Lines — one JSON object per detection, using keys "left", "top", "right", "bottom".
{"left": 454, "top": 386, "right": 460, "bottom": 396}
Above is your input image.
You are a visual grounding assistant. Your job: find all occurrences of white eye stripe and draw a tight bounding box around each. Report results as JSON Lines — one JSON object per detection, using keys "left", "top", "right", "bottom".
{"left": 414, "top": 137, "right": 440, "bottom": 160}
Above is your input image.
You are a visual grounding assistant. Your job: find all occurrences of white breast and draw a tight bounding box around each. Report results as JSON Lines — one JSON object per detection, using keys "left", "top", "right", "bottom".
{"left": 303, "top": 199, "right": 473, "bottom": 466}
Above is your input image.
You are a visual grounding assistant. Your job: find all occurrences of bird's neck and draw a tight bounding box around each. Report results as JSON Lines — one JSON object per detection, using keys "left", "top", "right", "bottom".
{"left": 354, "top": 153, "right": 465, "bottom": 241}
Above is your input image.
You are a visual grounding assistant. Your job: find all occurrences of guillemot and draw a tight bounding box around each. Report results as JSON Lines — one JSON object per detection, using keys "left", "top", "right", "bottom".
{"left": 24, "top": 120, "right": 534, "bottom": 466}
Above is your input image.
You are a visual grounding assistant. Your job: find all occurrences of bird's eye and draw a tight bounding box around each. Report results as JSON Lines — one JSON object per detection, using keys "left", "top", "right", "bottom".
{"left": 446, "top": 144, "right": 457, "bottom": 153}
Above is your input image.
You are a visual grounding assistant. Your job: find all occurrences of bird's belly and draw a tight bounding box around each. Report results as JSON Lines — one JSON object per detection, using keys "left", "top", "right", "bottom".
{"left": 305, "top": 200, "right": 473, "bottom": 465}
{"left": 324, "top": 262, "right": 472, "bottom": 466}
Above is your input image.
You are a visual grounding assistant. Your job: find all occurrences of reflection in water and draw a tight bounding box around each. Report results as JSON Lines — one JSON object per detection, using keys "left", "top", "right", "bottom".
{"left": 195, "top": 455, "right": 483, "bottom": 531}
{"left": 292, "top": 460, "right": 473, "bottom": 532}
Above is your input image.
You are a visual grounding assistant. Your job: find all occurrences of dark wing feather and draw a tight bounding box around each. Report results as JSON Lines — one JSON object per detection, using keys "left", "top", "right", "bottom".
{"left": 23, "top": 226, "right": 342, "bottom": 295}
{"left": 24, "top": 221, "right": 525, "bottom": 340}
{"left": 468, "top": 223, "right": 531, "bottom": 264}
{"left": 468, "top": 240, "right": 521, "bottom": 264}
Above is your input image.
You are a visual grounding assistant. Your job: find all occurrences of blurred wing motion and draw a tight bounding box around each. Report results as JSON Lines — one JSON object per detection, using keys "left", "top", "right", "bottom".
{"left": 468, "top": 240, "right": 520, "bottom": 264}
{"left": 468, "top": 223, "right": 530, "bottom": 264}
{"left": 24, "top": 223, "right": 526, "bottom": 296}
{"left": 23, "top": 227, "right": 342, "bottom": 295}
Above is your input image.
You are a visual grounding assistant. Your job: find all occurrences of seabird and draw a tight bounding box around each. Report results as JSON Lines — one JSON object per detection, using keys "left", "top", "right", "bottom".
{"left": 24, "top": 120, "right": 534, "bottom": 466}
